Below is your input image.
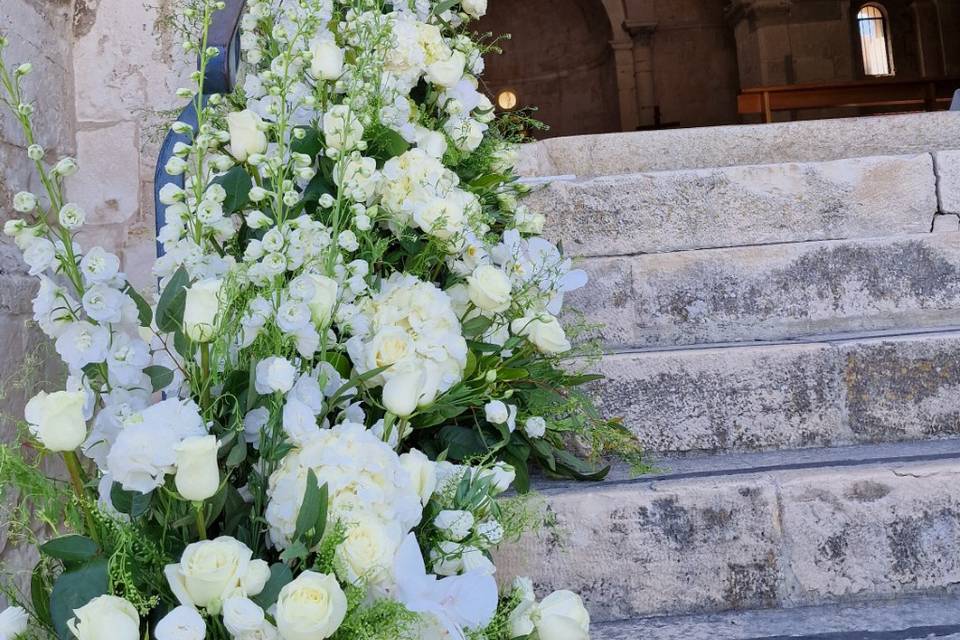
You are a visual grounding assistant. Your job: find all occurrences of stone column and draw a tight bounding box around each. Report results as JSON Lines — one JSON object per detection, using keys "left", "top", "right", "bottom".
{"left": 728, "top": 0, "right": 795, "bottom": 88}
{"left": 933, "top": 0, "right": 960, "bottom": 75}
{"left": 625, "top": 21, "right": 658, "bottom": 128}
{"left": 911, "top": 0, "right": 946, "bottom": 77}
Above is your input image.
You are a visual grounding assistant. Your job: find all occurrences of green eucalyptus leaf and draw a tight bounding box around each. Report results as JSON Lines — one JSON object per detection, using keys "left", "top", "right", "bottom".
{"left": 143, "top": 365, "right": 175, "bottom": 392}
{"left": 50, "top": 558, "right": 109, "bottom": 640}
{"left": 212, "top": 166, "right": 253, "bottom": 214}
{"left": 110, "top": 483, "right": 152, "bottom": 518}
{"left": 252, "top": 563, "right": 293, "bottom": 609}
{"left": 156, "top": 267, "right": 190, "bottom": 333}
{"left": 39, "top": 535, "right": 98, "bottom": 566}
{"left": 123, "top": 283, "right": 153, "bottom": 327}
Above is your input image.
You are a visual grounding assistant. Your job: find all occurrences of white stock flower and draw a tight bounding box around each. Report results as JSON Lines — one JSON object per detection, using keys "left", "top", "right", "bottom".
{"left": 67, "top": 595, "right": 140, "bottom": 640}
{"left": 175, "top": 435, "right": 220, "bottom": 501}
{"left": 155, "top": 605, "right": 206, "bottom": 640}
{"left": 255, "top": 357, "right": 297, "bottom": 394}
{"left": 475, "top": 520, "right": 504, "bottom": 545}
{"left": 0, "top": 606, "right": 29, "bottom": 638}
{"left": 227, "top": 110, "right": 268, "bottom": 162}
{"left": 25, "top": 390, "right": 88, "bottom": 452}
{"left": 467, "top": 264, "right": 512, "bottom": 313}
{"left": 434, "top": 510, "right": 474, "bottom": 541}
{"left": 511, "top": 314, "right": 572, "bottom": 354}
{"left": 183, "top": 278, "right": 224, "bottom": 342}
{"left": 275, "top": 571, "right": 347, "bottom": 640}
{"left": 165, "top": 537, "right": 270, "bottom": 613}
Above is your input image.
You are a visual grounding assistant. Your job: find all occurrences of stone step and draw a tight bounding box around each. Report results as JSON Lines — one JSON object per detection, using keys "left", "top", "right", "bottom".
{"left": 527, "top": 153, "right": 937, "bottom": 258}
{"left": 586, "top": 328, "right": 960, "bottom": 455}
{"left": 517, "top": 111, "right": 960, "bottom": 178}
{"left": 592, "top": 595, "right": 960, "bottom": 640}
{"left": 570, "top": 232, "right": 960, "bottom": 350}
{"left": 495, "top": 440, "right": 960, "bottom": 624}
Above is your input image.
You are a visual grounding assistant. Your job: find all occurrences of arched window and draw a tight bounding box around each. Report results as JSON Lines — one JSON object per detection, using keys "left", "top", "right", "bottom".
{"left": 857, "top": 4, "right": 895, "bottom": 76}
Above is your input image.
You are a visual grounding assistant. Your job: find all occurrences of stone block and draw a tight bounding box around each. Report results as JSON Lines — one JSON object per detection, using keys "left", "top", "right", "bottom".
{"left": 517, "top": 111, "right": 960, "bottom": 177}
{"left": 494, "top": 478, "right": 784, "bottom": 621}
{"left": 67, "top": 122, "right": 141, "bottom": 225}
{"left": 532, "top": 154, "right": 936, "bottom": 257}
{"left": 937, "top": 150, "right": 960, "bottom": 215}
{"left": 571, "top": 233, "right": 960, "bottom": 349}
{"left": 933, "top": 214, "right": 960, "bottom": 233}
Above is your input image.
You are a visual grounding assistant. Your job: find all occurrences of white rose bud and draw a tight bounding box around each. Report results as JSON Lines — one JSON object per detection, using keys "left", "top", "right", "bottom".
{"left": 67, "top": 595, "right": 140, "bottom": 640}
{"left": 155, "top": 605, "right": 206, "bottom": 640}
{"left": 275, "top": 571, "right": 348, "bottom": 640}
{"left": 310, "top": 39, "right": 344, "bottom": 80}
{"left": 0, "top": 606, "right": 29, "bottom": 638}
{"left": 467, "top": 265, "right": 512, "bottom": 313}
{"left": 304, "top": 273, "right": 338, "bottom": 328}
{"left": 510, "top": 314, "right": 572, "bottom": 355}
{"left": 523, "top": 416, "right": 547, "bottom": 439}
{"left": 13, "top": 191, "right": 37, "bottom": 212}
{"left": 399, "top": 448, "right": 437, "bottom": 505}
{"left": 434, "top": 510, "right": 475, "bottom": 541}
{"left": 227, "top": 110, "right": 268, "bottom": 162}
{"left": 25, "top": 390, "right": 87, "bottom": 452}
{"left": 175, "top": 435, "right": 220, "bottom": 501}
{"left": 255, "top": 357, "right": 297, "bottom": 394}
{"left": 381, "top": 367, "right": 425, "bottom": 418}
{"left": 183, "top": 278, "right": 224, "bottom": 343}
{"left": 536, "top": 590, "right": 591, "bottom": 640}
{"left": 59, "top": 203, "right": 86, "bottom": 230}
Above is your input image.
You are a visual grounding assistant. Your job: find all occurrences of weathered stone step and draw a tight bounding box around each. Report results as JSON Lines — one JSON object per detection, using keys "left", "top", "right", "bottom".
{"left": 571, "top": 232, "right": 960, "bottom": 349}
{"left": 518, "top": 111, "right": 960, "bottom": 178}
{"left": 592, "top": 595, "right": 960, "bottom": 640}
{"left": 495, "top": 440, "right": 960, "bottom": 624}
{"left": 585, "top": 329, "right": 960, "bottom": 455}
{"left": 528, "top": 153, "right": 936, "bottom": 258}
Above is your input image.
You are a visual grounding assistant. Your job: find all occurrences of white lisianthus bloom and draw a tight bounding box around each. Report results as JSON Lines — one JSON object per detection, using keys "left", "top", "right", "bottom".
{"left": 24, "top": 390, "right": 87, "bottom": 451}
{"left": 67, "top": 595, "right": 140, "bottom": 640}
{"left": 524, "top": 416, "right": 547, "bottom": 438}
{"left": 310, "top": 38, "right": 344, "bottom": 80}
{"left": 255, "top": 357, "right": 297, "bottom": 394}
{"left": 462, "top": 0, "right": 487, "bottom": 18}
{"left": 175, "top": 435, "right": 220, "bottom": 501}
{"left": 155, "top": 605, "right": 206, "bottom": 640}
{"left": 58, "top": 203, "right": 86, "bottom": 229}
{"left": 430, "top": 540, "right": 465, "bottom": 576}
{"left": 467, "top": 264, "right": 512, "bottom": 313}
{"left": 275, "top": 571, "right": 347, "bottom": 640}
{"left": 434, "top": 510, "right": 475, "bottom": 541}
{"left": 399, "top": 448, "right": 437, "bottom": 505}
{"left": 243, "top": 406, "right": 271, "bottom": 447}
{"left": 183, "top": 278, "right": 223, "bottom": 342}
{"left": 511, "top": 313, "right": 572, "bottom": 354}
{"left": 227, "top": 110, "right": 268, "bottom": 162}
{"left": 535, "top": 590, "right": 591, "bottom": 640}
{"left": 282, "top": 398, "right": 321, "bottom": 446}
{"left": 484, "top": 400, "right": 509, "bottom": 426}
{"left": 0, "top": 606, "right": 29, "bottom": 638}
{"left": 481, "top": 461, "right": 516, "bottom": 493}
{"left": 22, "top": 237, "right": 55, "bottom": 275}
{"left": 164, "top": 537, "right": 270, "bottom": 614}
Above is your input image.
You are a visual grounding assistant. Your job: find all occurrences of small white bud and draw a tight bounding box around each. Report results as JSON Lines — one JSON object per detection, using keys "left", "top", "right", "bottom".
{"left": 52, "top": 157, "right": 78, "bottom": 177}
{"left": 172, "top": 121, "right": 194, "bottom": 135}
{"left": 27, "top": 144, "right": 44, "bottom": 161}
{"left": 248, "top": 186, "right": 269, "bottom": 202}
{"left": 13, "top": 192, "right": 37, "bottom": 213}
{"left": 318, "top": 193, "right": 335, "bottom": 209}
{"left": 165, "top": 156, "right": 188, "bottom": 176}
{"left": 15, "top": 63, "right": 32, "bottom": 76}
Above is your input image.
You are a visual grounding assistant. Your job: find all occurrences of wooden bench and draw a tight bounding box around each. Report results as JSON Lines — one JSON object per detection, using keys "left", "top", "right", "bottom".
{"left": 738, "top": 77, "right": 960, "bottom": 123}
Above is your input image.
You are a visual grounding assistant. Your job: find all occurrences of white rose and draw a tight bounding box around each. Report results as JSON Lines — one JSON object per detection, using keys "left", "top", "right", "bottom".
{"left": 183, "top": 278, "right": 224, "bottom": 343}
{"left": 536, "top": 590, "right": 591, "bottom": 640}
{"left": 0, "top": 606, "right": 29, "bottom": 638}
{"left": 275, "top": 571, "right": 347, "bottom": 640}
{"left": 155, "top": 605, "right": 206, "bottom": 640}
{"left": 227, "top": 110, "right": 268, "bottom": 162}
{"left": 462, "top": 0, "right": 487, "bottom": 18}
{"left": 427, "top": 50, "right": 466, "bottom": 88}
{"left": 399, "top": 448, "right": 437, "bottom": 504}
{"left": 467, "top": 265, "right": 512, "bottom": 313}
{"left": 174, "top": 435, "right": 220, "bottom": 501}
{"left": 310, "top": 39, "right": 344, "bottom": 80}
{"left": 434, "top": 510, "right": 475, "bottom": 541}
{"left": 165, "top": 537, "right": 269, "bottom": 613}
{"left": 381, "top": 366, "right": 425, "bottom": 418}
{"left": 25, "top": 390, "right": 87, "bottom": 452}
{"left": 334, "top": 512, "right": 403, "bottom": 587}
{"left": 67, "top": 595, "right": 140, "bottom": 640}
{"left": 524, "top": 416, "right": 547, "bottom": 439}
{"left": 223, "top": 597, "right": 266, "bottom": 636}
{"left": 255, "top": 357, "right": 297, "bottom": 394}
{"left": 510, "top": 314, "right": 571, "bottom": 354}
{"left": 304, "top": 273, "right": 338, "bottom": 327}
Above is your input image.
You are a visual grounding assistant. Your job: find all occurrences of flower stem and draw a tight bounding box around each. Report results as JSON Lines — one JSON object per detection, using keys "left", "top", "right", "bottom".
{"left": 200, "top": 341, "right": 211, "bottom": 414}
{"left": 194, "top": 501, "right": 207, "bottom": 540}
{"left": 63, "top": 451, "right": 100, "bottom": 545}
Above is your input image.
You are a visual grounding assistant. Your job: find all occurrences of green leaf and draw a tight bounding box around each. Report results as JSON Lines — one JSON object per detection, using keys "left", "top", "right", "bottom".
{"left": 290, "top": 126, "right": 323, "bottom": 159}
{"left": 252, "top": 563, "right": 293, "bottom": 609}
{"left": 50, "top": 558, "right": 109, "bottom": 640}
{"left": 321, "top": 351, "right": 351, "bottom": 380}
{"left": 433, "top": 0, "right": 458, "bottom": 15}
{"left": 462, "top": 316, "right": 493, "bottom": 339}
{"left": 438, "top": 425, "right": 490, "bottom": 460}
{"left": 553, "top": 449, "right": 610, "bottom": 481}
{"left": 469, "top": 172, "right": 509, "bottom": 190}
{"left": 123, "top": 283, "right": 153, "bottom": 327}
{"left": 212, "top": 166, "right": 253, "bottom": 214}
{"left": 40, "top": 535, "right": 98, "bottom": 566}
{"left": 31, "top": 563, "right": 53, "bottom": 627}
{"left": 498, "top": 368, "right": 529, "bottom": 381}
{"left": 327, "top": 365, "right": 390, "bottom": 407}
{"left": 295, "top": 470, "right": 329, "bottom": 544}
{"left": 110, "top": 483, "right": 152, "bottom": 518}
{"left": 143, "top": 365, "right": 174, "bottom": 392}
{"left": 226, "top": 439, "right": 248, "bottom": 468}
{"left": 156, "top": 267, "right": 190, "bottom": 333}
{"left": 367, "top": 127, "right": 410, "bottom": 163}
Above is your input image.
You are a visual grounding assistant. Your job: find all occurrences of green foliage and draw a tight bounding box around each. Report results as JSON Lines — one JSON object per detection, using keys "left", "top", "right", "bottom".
{"left": 332, "top": 587, "right": 420, "bottom": 640}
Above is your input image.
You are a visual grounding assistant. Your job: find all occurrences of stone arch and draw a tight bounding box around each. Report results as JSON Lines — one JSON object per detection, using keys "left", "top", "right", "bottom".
{"left": 474, "top": 0, "right": 623, "bottom": 138}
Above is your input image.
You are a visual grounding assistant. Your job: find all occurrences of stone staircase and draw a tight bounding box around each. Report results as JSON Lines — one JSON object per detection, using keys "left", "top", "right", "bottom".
{"left": 498, "top": 112, "right": 960, "bottom": 638}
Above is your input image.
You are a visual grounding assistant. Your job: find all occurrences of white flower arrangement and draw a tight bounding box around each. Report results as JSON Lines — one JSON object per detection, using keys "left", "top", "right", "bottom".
{"left": 0, "top": 1, "right": 644, "bottom": 638}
